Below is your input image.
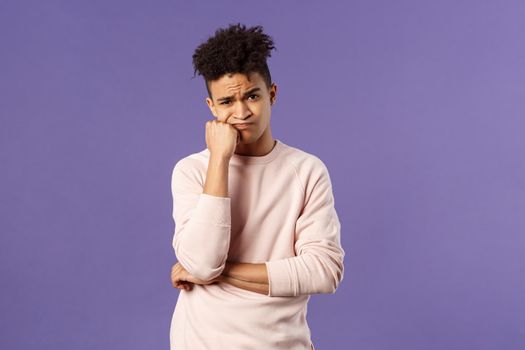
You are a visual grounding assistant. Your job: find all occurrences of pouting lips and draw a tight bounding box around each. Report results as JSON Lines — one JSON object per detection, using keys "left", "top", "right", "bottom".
{"left": 233, "top": 123, "right": 253, "bottom": 129}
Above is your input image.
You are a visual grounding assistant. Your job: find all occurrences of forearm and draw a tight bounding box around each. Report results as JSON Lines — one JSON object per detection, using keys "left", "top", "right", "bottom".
{"left": 222, "top": 261, "right": 269, "bottom": 284}
{"left": 219, "top": 275, "right": 269, "bottom": 295}
{"left": 203, "top": 155, "right": 230, "bottom": 197}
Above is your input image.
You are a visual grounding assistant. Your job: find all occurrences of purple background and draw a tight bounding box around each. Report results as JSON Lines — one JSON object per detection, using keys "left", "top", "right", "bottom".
{"left": 1, "top": 1, "right": 524, "bottom": 349}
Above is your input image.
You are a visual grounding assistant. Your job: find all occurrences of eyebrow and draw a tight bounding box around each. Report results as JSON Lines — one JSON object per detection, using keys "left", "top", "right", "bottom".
{"left": 216, "top": 87, "right": 261, "bottom": 102}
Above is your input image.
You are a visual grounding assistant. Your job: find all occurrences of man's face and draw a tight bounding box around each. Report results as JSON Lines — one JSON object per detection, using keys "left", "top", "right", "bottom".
{"left": 206, "top": 71, "right": 277, "bottom": 144}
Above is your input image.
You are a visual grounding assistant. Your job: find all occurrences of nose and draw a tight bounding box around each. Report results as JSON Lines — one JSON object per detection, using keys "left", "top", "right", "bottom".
{"left": 232, "top": 100, "right": 251, "bottom": 121}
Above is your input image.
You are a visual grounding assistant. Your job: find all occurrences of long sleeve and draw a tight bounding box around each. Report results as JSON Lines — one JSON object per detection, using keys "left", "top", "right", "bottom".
{"left": 170, "top": 158, "right": 231, "bottom": 281}
{"left": 264, "top": 158, "right": 345, "bottom": 297}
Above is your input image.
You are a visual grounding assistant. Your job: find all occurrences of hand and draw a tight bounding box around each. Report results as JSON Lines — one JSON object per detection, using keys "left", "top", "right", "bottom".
{"left": 171, "top": 262, "right": 221, "bottom": 291}
{"left": 205, "top": 119, "right": 239, "bottom": 159}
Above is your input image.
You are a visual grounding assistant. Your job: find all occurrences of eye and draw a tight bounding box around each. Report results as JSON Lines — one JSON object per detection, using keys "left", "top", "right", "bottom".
{"left": 247, "top": 94, "right": 259, "bottom": 101}
{"left": 220, "top": 100, "right": 231, "bottom": 105}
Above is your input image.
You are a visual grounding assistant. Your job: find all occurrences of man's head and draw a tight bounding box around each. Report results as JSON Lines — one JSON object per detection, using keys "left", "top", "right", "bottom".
{"left": 191, "top": 23, "right": 277, "bottom": 145}
{"left": 192, "top": 23, "right": 276, "bottom": 99}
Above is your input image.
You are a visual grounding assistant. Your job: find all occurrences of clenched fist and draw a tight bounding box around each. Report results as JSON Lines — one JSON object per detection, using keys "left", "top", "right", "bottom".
{"left": 205, "top": 119, "right": 239, "bottom": 159}
{"left": 171, "top": 262, "right": 221, "bottom": 291}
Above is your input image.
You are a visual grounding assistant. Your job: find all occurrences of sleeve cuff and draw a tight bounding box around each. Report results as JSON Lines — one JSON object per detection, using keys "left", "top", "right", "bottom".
{"left": 265, "top": 259, "right": 296, "bottom": 297}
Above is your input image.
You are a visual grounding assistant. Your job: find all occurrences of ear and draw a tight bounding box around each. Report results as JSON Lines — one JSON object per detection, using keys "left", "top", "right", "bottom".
{"left": 269, "top": 83, "right": 277, "bottom": 105}
{"left": 206, "top": 97, "right": 218, "bottom": 118}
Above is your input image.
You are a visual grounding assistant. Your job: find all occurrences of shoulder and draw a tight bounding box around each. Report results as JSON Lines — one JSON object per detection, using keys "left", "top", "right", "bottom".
{"left": 171, "top": 149, "right": 209, "bottom": 184}
{"left": 280, "top": 142, "right": 330, "bottom": 177}
{"left": 173, "top": 148, "right": 208, "bottom": 171}
{"left": 278, "top": 142, "right": 331, "bottom": 191}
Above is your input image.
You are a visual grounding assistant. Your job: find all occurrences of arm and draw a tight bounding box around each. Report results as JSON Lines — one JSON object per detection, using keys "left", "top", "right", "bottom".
{"left": 170, "top": 156, "right": 231, "bottom": 282}
{"left": 217, "top": 160, "right": 345, "bottom": 298}
{"left": 264, "top": 158, "right": 345, "bottom": 297}
{"left": 204, "top": 154, "right": 230, "bottom": 197}
{"left": 171, "top": 260, "right": 269, "bottom": 295}
{"left": 219, "top": 275, "right": 269, "bottom": 295}
{"left": 218, "top": 261, "right": 269, "bottom": 295}
{"left": 222, "top": 261, "right": 269, "bottom": 284}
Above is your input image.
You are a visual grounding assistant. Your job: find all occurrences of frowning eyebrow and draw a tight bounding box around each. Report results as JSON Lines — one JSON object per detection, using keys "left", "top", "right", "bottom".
{"left": 216, "top": 87, "right": 261, "bottom": 102}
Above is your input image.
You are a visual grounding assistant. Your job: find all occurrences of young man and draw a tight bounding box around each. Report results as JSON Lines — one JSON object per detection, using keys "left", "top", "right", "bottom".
{"left": 169, "top": 23, "right": 345, "bottom": 350}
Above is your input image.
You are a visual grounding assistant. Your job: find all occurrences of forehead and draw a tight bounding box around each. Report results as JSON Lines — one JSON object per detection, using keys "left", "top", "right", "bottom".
{"left": 209, "top": 71, "right": 265, "bottom": 94}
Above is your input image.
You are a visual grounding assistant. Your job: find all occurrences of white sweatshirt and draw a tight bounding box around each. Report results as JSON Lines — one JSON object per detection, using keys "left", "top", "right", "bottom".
{"left": 169, "top": 139, "right": 345, "bottom": 350}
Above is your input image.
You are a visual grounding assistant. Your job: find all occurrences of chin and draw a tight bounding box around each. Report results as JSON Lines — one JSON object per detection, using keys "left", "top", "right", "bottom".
{"left": 238, "top": 138, "right": 253, "bottom": 145}
{"left": 238, "top": 133, "right": 260, "bottom": 144}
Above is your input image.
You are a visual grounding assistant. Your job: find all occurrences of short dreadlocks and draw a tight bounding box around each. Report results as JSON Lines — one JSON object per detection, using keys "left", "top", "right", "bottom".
{"left": 191, "top": 23, "right": 276, "bottom": 99}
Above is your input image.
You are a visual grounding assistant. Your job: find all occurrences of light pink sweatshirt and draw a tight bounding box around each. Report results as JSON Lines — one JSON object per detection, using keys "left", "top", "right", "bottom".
{"left": 169, "top": 139, "right": 345, "bottom": 350}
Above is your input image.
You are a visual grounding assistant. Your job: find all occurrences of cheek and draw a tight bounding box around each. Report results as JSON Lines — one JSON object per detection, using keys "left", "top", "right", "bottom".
{"left": 251, "top": 105, "right": 264, "bottom": 117}
{"left": 216, "top": 110, "right": 231, "bottom": 122}
{"left": 258, "top": 107, "right": 270, "bottom": 120}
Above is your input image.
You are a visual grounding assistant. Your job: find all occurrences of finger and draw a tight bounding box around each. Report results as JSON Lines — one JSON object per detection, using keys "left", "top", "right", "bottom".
{"left": 171, "top": 278, "right": 180, "bottom": 288}
{"left": 172, "top": 273, "right": 182, "bottom": 287}
{"left": 175, "top": 281, "right": 190, "bottom": 291}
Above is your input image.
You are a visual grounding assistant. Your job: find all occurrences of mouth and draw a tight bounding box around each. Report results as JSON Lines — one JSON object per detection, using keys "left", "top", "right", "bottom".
{"left": 233, "top": 123, "right": 253, "bottom": 130}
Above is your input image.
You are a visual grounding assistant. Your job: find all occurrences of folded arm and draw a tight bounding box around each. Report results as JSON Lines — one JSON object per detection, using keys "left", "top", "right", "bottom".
{"left": 264, "top": 159, "right": 345, "bottom": 297}
{"left": 219, "top": 261, "right": 269, "bottom": 295}
{"left": 218, "top": 159, "right": 345, "bottom": 298}
{"left": 170, "top": 156, "right": 232, "bottom": 282}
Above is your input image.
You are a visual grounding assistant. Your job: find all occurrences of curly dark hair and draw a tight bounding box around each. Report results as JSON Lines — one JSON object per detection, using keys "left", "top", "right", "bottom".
{"left": 191, "top": 23, "right": 276, "bottom": 99}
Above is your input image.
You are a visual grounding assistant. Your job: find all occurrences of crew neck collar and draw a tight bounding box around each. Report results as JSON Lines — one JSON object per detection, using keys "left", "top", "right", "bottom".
{"left": 204, "top": 139, "right": 285, "bottom": 165}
